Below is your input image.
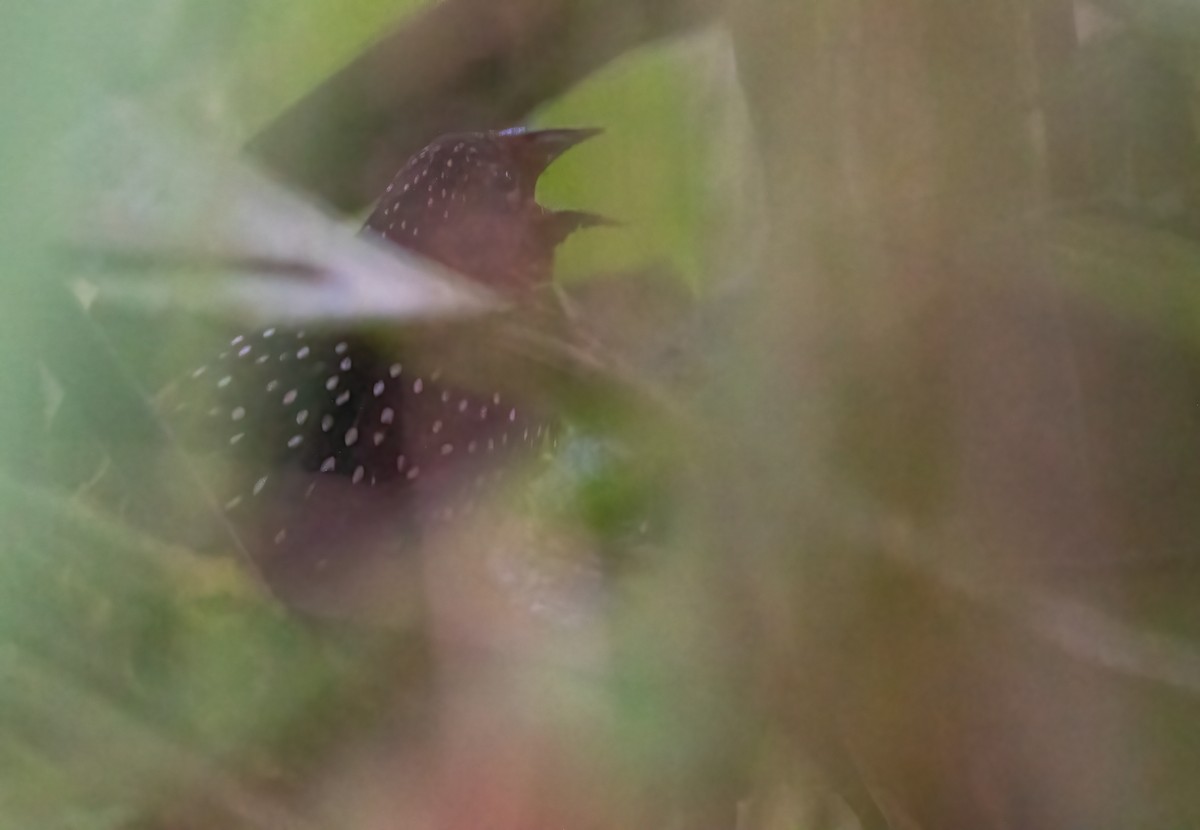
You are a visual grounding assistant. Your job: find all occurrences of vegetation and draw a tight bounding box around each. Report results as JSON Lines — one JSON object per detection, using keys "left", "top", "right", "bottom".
{"left": 4, "top": 1, "right": 1200, "bottom": 827}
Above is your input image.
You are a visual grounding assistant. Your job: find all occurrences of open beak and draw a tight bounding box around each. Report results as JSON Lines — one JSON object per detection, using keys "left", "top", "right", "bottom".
{"left": 496, "top": 127, "right": 616, "bottom": 241}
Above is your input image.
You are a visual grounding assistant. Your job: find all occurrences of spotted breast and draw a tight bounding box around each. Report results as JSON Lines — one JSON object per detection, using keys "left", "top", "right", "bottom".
{"left": 172, "top": 128, "right": 606, "bottom": 608}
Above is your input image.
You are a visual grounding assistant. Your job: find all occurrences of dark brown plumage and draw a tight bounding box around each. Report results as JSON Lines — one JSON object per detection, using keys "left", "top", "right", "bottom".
{"left": 364, "top": 127, "right": 607, "bottom": 292}
{"left": 173, "top": 128, "right": 605, "bottom": 608}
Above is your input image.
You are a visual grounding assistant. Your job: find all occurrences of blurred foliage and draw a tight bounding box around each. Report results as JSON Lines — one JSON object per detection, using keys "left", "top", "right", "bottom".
{"left": 0, "top": 478, "right": 399, "bottom": 829}
{"left": 8, "top": 0, "right": 1200, "bottom": 828}
{"left": 1050, "top": 215, "right": 1200, "bottom": 349}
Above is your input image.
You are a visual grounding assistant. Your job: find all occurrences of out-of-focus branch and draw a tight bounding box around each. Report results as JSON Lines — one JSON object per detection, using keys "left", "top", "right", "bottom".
{"left": 246, "top": 0, "right": 720, "bottom": 210}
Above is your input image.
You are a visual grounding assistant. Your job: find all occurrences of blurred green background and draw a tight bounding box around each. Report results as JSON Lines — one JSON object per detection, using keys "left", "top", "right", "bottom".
{"left": 7, "top": 1, "right": 1200, "bottom": 828}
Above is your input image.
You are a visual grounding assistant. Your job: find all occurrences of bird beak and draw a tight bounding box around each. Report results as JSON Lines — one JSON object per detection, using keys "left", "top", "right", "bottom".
{"left": 497, "top": 127, "right": 616, "bottom": 241}
{"left": 500, "top": 126, "right": 604, "bottom": 174}
{"left": 541, "top": 209, "right": 620, "bottom": 247}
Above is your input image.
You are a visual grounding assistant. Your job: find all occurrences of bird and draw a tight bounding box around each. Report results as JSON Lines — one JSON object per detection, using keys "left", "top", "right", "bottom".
{"left": 168, "top": 127, "right": 608, "bottom": 611}
{"left": 363, "top": 127, "right": 607, "bottom": 293}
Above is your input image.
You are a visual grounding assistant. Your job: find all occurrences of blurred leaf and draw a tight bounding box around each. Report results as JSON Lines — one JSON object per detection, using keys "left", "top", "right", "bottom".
{"left": 1091, "top": 0, "right": 1200, "bottom": 42}
{"left": 229, "top": 0, "right": 431, "bottom": 133}
{"left": 55, "top": 102, "right": 499, "bottom": 327}
{"left": 84, "top": 0, "right": 432, "bottom": 140}
{"left": 1048, "top": 215, "right": 1200, "bottom": 347}
{"left": 0, "top": 477, "right": 377, "bottom": 828}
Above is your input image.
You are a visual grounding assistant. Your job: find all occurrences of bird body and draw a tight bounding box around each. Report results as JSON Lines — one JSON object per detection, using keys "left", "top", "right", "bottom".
{"left": 170, "top": 128, "right": 605, "bottom": 608}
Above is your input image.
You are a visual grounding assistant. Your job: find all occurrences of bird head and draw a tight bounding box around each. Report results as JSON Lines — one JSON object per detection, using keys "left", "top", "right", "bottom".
{"left": 364, "top": 127, "right": 610, "bottom": 294}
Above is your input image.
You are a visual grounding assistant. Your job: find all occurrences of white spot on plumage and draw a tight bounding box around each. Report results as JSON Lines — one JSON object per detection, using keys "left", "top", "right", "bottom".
{"left": 274, "top": 529, "right": 286, "bottom": 544}
{"left": 224, "top": 496, "right": 242, "bottom": 510}
{"left": 334, "top": 342, "right": 348, "bottom": 355}
{"left": 389, "top": 363, "right": 402, "bottom": 378}
{"left": 432, "top": 420, "right": 442, "bottom": 434}
{"left": 283, "top": 389, "right": 298, "bottom": 405}
{"left": 352, "top": 466, "right": 365, "bottom": 484}
{"left": 458, "top": 399, "right": 468, "bottom": 412}
{"left": 373, "top": 380, "right": 385, "bottom": 396}
{"left": 231, "top": 406, "right": 245, "bottom": 421}
{"left": 253, "top": 476, "right": 268, "bottom": 495}
{"left": 440, "top": 390, "right": 450, "bottom": 403}
{"left": 297, "top": 346, "right": 310, "bottom": 359}
{"left": 266, "top": 380, "right": 280, "bottom": 392}
{"left": 336, "top": 390, "right": 350, "bottom": 406}
{"left": 396, "top": 455, "right": 406, "bottom": 472}
{"left": 509, "top": 408, "right": 516, "bottom": 422}
{"left": 413, "top": 378, "right": 423, "bottom": 394}
{"left": 231, "top": 335, "right": 244, "bottom": 346}
{"left": 345, "top": 427, "right": 359, "bottom": 446}
{"left": 381, "top": 407, "right": 395, "bottom": 424}
{"left": 406, "top": 466, "right": 420, "bottom": 480}
{"left": 492, "top": 393, "right": 501, "bottom": 405}
{"left": 440, "top": 443, "right": 454, "bottom": 455}
{"left": 230, "top": 433, "right": 244, "bottom": 445}
{"left": 191, "top": 365, "right": 207, "bottom": 378}
{"left": 238, "top": 345, "right": 252, "bottom": 357}
{"left": 296, "top": 410, "right": 309, "bottom": 425}
{"left": 217, "top": 375, "right": 232, "bottom": 388}
{"left": 255, "top": 354, "right": 269, "bottom": 365}
{"left": 288, "top": 434, "right": 303, "bottom": 448}
{"left": 263, "top": 327, "right": 276, "bottom": 338}
{"left": 320, "top": 456, "right": 336, "bottom": 472}
{"left": 373, "top": 431, "right": 385, "bottom": 446}
{"left": 340, "top": 357, "right": 352, "bottom": 371}
{"left": 325, "top": 376, "right": 339, "bottom": 391}
{"left": 321, "top": 414, "right": 334, "bottom": 432}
